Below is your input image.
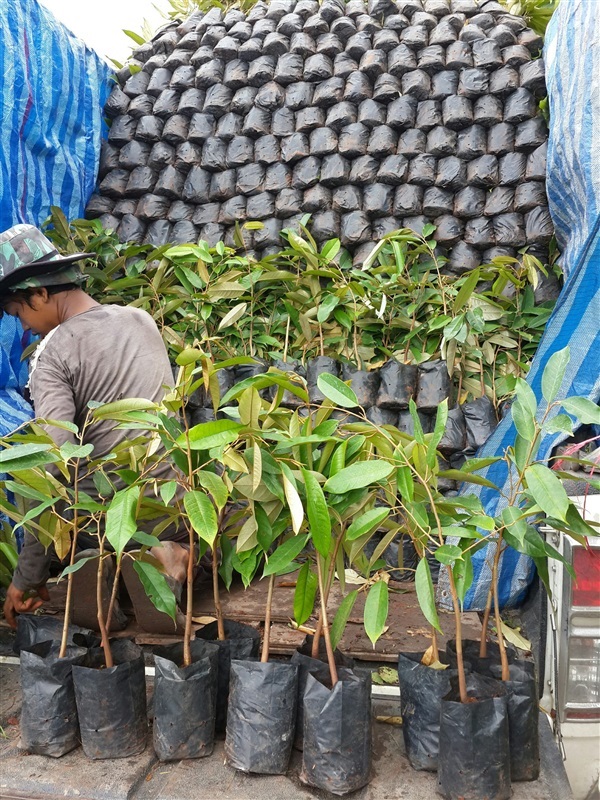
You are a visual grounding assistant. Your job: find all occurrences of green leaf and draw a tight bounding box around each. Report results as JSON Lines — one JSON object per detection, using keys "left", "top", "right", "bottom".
{"left": 543, "top": 414, "right": 574, "bottom": 436}
{"left": 132, "top": 560, "right": 177, "bottom": 623}
{"left": 525, "top": 463, "right": 570, "bottom": 522}
{"left": 160, "top": 480, "right": 178, "bottom": 506}
{"left": 415, "top": 558, "right": 441, "bottom": 632}
{"left": 218, "top": 302, "right": 247, "bottom": 330}
{"left": 184, "top": 490, "right": 218, "bottom": 545}
{"left": 219, "top": 532, "right": 234, "bottom": 590}
{"left": 512, "top": 398, "right": 536, "bottom": 441}
{"left": 92, "top": 398, "right": 158, "bottom": 419}
{"left": 178, "top": 420, "right": 243, "bottom": 451}
{"left": 437, "top": 470, "right": 497, "bottom": 488}
{"left": 58, "top": 556, "right": 98, "bottom": 580}
{"left": 123, "top": 29, "right": 146, "bottom": 45}
{"left": 396, "top": 463, "right": 414, "bottom": 502}
{"left": 132, "top": 531, "right": 162, "bottom": 547}
{"left": 255, "top": 504, "right": 275, "bottom": 551}
{"left": 453, "top": 551, "right": 473, "bottom": 606}
{"left": 330, "top": 589, "right": 358, "bottom": 650}
{"left": 324, "top": 460, "right": 394, "bottom": 494}
{"left": 364, "top": 581, "right": 389, "bottom": 647}
{"left": 0, "top": 443, "right": 59, "bottom": 472}
{"left": 501, "top": 506, "right": 527, "bottom": 546}
{"left": 346, "top": 507, "right": 390, "bottom": 541}
{"left": 283, "top": 472, "right": 304, "bottom": 534}
{"left": 427, "top": 398, "right": 448, "bottom": 465}
{"left": 302, "top": 469, "right": 332, "bottom": 557}
{"left": 434, "top": 544, "right": 463, "bottom": 565}
{"left": 453, "top": 268, "right": 480, "bottom": 313}
{"left": 263, "top": 534, "right": 308, "bottom": 576}
{"left": 293, "top": 562, "right": 318, "bottom": 625}
{"left": 196, "top": 470, "right": 228, "bottom": 511}
{"left": 58, "top": 442, "right": 94, "bottom": 460}
{"left": 316, "top": 373, "right": 359, "bottom": 409}
{"left": 105, "top": 485, "right": 140, "bottom": 558}
{"left": 542, "top": 347, "right": 570, "bottom": 404}
{"left": 562, "top": 397, "right": 600, "bottom": 425}
{"left": 317, "top": 293, "right": 340, "bottom": 323}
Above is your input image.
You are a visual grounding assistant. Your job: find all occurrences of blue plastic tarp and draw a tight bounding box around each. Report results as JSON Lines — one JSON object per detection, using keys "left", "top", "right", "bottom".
{"left": 0, "top": 0, "right": 112, "bottom": 228}
{"left": 438, "top": 0, "right": 600, "bottom": 611}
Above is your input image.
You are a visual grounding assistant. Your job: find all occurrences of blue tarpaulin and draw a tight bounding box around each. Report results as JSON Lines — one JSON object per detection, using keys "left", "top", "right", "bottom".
{"left": 0, "top": 0, "right": 112, "bottom": 228}
{"left": 438, "top": 0, "right": 600, "bottom": 611}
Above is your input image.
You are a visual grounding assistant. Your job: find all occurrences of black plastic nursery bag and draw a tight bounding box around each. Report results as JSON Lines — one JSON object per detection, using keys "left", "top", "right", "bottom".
{"left": 153, "top": 639, "right": 219, "bottom": 761}
{"left": 398, "top": 651, "right": 457, "bottom": 771}
{"left": 301, "top": 668, "right": 372, "bottom": 796}
{"left": 446, "top": 638, "right": 517, "bottom": 678}
{"left": 14, "top": 614, "right": 97, "bottom": 654}
{"left": 72, "top": 639, "right": 147, "bottom": 760}
{"left": 438, "top": 673, "right": 511, "bottom": 800}
{"left": 196, "top": 619, "right": 261, "bottom": 733}
{"left": 225, "top": 660, "right": 298, "bottom": 774}
{"left": 20, "top": 641, "right": 87, "bottom": 758}
{"left": 491, "top": 661, "right": 540, "bottom": 782}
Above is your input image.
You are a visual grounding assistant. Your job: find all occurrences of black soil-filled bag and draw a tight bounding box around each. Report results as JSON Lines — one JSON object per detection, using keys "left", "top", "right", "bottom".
{"left": 398, "top": 651, "right": 457, "bottom": 772}
{"left": 20, "top": 641, "right": 87, "bottom": 757}
{"left": 196, "top": 619, "right": 260, "bottom": 733}
{"left": 225, "top": 660, "right": 298, "bottom": 774}
{"left": 438, "top": 673, "right": 511, "bottom": 800}
{"left": 72, "top": 639, "right": 147, "bottom": 760}
{"left": 490, "top": 661, "right": 540, "bottom": 782}
{"left": 291, "top": 635, "right": 355, "bottom": 751}
{"left": 152, "top": 639, "right": 219, "bottom": 761}
{"left": 446, "top": 638, "right": 517, "bottom": 678}
{"left": 14, "top": 614, "right": 97, "bottom": 654}
{"left": 300, "top": 668, "right": 372, "bottom": 796}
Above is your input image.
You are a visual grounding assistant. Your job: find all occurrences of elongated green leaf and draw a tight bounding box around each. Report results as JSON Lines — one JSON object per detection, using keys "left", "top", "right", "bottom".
{"left": 0, "top": 443, "right": 59, "bottom": 472}
{"left": 396, "top": 463, "right": 414, "bottom": 502}
{"left": 293, "top": 561, "right": 318, "bottom": 624}
{"left": 542, "top": 347, "right": 570, "bottom": 404}
{"left": 330, "top": 589, "right": 358, "bottom": 650}
{"left": 437, "top": 470, "right": 497, "bottom": 488}
{"left": 58, "top": 555, "right": 98, "bottom": 580}
{"left": 543, "top": 414, "right": 574, "bottom": 435}
{"left": 105, "top": 485, "right": 140, "bottom": 558}
{"left": 346, "top": 507, "right": 390, "bottom": 541}
{"left": 196, "top": 470, "right": 228, "bottom": 510}
{"left": 415, "top": 558, "right": 441, "bottom": 632}
{"left": 317, "top": 373, "right": 358, "bottom": 408}
{"left": 160, "top": 480, "right": 178, "bottom": 506}
{"left": 453, "top": 268, "right": 480, "bottom": 313}
{"left": 302, "top": 469, "right": 332, "bottom": 557}
{"left": 0, "top": 542, "right": 18, "bottom": 570}
{"left": 218, "top": 302, "right": 247, "bottom": 330}
{"left": 132, "top": 531, "right": 162, "bottom": 547}
{"left": 132, "top": 560, "right": 176, "bottom": 623}
{"left": 512, "top": 398, "right": 536, "bottom": 441}
{"left": 501, "top": 506, "right": 527, "bottom": 546}
{"left": 92, "top": 398, "right": 158, "bottom": 419}
{"left": 283, "top": 473, "right": 304, "bottom": 534}
{"left": 453, "top": 551, "right": 473, "bottom": 606}
{"left": 562, "top": 397, "right": 600, "bottom": 425}
{"left": 317, "top": 293, "right": 340, "bottom": 323}
{"left": 184, "top": 490, "right": 218, "bottom": 545}
{"left": 515, "top": 379, "right": 538, "bottom": 416}
{"left": 434, "top": 544, "right": 463, "bottom": 565}
{"left": 525, "top": 463, "right": 570, "bottom": 522}
{"left": 324, "top": 460, "right": 394, "bottom": 494}
{"left": 427, "top": 399, "right": 448, "bottom": 465}
{"left": 255, "top": 504, "right": 275, "bottom": 551}
{"left": 364, "top": 581, "right": 389, "bottom": 647}
{"left": 178, "top": 420, "right": 243, "bottom": 451}
{"left": 59, "top": 442, "right": 94, "bottom": 460}
{"left": 263, "top": 534, "right": 308, "bottom": 576}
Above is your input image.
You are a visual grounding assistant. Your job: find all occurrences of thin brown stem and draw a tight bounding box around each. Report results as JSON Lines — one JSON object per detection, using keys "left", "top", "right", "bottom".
{"left": 97, "top": 544, "right": 113, "bottom": 669}
{"left": 213, "top": 545, "right": 226, "bottom": 640}
{"left": 311, "top": 533, "right": 344, "bottom": 659}
{"left": 316, "top": 556, "right": 338, "bottom": 686}
{"left": 492, "top": 540, "right": 510, "bottom": 681}
{"left": 431, "top": 626, "right": 440, "bottom": 663}
{"left": 480, "top": 585, "right": 493, "bottom": 659}
{"left": 59, "top": 521, "right": 80, "bottom": 659}
{"left": 261, "top": 573, "right": 275, "bottom": 663}
{"left": 183, "top": 521, "right": 195, "bottom": 668}
{"left": 447, "top": 565, "right": 467, "bottom": 703}
{"left": 105, "top": 558, "right": 123, "bottom": 636}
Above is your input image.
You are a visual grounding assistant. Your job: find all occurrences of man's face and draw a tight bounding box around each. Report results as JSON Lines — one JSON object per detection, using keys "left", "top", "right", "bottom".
{"left": 3, "top": 290, "right": 60, "bottom": 336}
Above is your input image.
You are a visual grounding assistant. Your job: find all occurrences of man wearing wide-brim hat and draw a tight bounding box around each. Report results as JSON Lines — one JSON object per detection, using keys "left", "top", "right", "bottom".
{"left": 0, "top": 224, "right": 198, "bottom": 633}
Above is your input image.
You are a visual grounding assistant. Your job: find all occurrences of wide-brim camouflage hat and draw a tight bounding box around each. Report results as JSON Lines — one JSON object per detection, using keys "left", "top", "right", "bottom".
{"left": 0, "top": 224, "right": 93, "bottom": 295}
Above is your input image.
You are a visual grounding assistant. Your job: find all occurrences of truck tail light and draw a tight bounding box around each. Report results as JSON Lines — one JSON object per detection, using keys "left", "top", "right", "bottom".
{"left": 565, "top": 544, "right": 600, "bottom": 721}
{"left": 572, "top": 547, "right": 600, "bottom": 608}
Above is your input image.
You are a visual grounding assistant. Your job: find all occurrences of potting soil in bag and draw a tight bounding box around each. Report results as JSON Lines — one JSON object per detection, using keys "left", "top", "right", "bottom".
{"left": 72, "top": 639, "right": 147, "bottom": 760}
{"left": 14, "top": 614, "right": 97, "bottom": 654}
{"left": 438, "top": 673, "right": 511, "bottom": 800}
{"left": 152, "top": 639, "right": 219, "bottom": 761}
{"left": 291, "top": 635, "right": 355, "bottom": 751}
{"left": 398, "top": 651, "right": 457, "bottom": 772}
{"left": 225, "top": 660, "right": 298, "bottom": 774}
{"left": 20, "top": 641, "right": 87, "bottom": 758}
{"left": 446, "top": 638, "right": 517, "bottom": 678}
{"left": 490, "top": 661, "right": 539, "bottom": 781}
{"left": 301, "top": 667, "right": 372, "bottom": 796}
{"left": 196, "top": 619, "right": 261, "bottom": 732}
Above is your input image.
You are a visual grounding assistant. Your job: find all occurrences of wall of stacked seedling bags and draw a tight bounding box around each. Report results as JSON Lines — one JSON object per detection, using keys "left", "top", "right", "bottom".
{"left": 87, "top": 0, "right": 553, "bottom": 272}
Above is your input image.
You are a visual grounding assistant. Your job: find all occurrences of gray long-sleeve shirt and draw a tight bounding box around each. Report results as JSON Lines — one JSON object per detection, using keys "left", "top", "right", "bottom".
{"left": 12, "top": 303, "right": 180, "bottom": 591}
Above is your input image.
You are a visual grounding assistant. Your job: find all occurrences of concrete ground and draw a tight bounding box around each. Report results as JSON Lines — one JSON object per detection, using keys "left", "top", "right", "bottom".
{"left": 0, "top": 655, "right": 573, "bottom": 800}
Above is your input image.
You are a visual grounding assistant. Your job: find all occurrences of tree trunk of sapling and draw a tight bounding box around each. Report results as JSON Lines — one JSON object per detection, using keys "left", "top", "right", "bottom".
{"left": 316, "top": 557, "right": 338, "bottom": 686}
{"left": 212, "top": 545, "right": 226, "bottom": 641}
{"left": 446, "top": 565, "right": 466, "bottom": 703}
{"left": 480, "top": 586, "right": 493, "bottom": 659}
{"left": 492, "top": 540, "right": 510, "bottom": 681}
{"left": 97, "top": 546, "right": 114, "bottom": 668}
{"left": 261, "top": 573, "right": 275, "bottom": 663}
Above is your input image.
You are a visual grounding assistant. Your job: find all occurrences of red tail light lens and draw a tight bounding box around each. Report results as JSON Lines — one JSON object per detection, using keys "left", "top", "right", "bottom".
{"left": 572, "top": 547, "right": 600, "bottom": 608}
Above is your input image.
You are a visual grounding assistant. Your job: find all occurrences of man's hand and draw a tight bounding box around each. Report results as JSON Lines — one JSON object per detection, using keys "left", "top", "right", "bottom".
{"left": 3, "top": 583, "right": 50, "bottom": 629}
